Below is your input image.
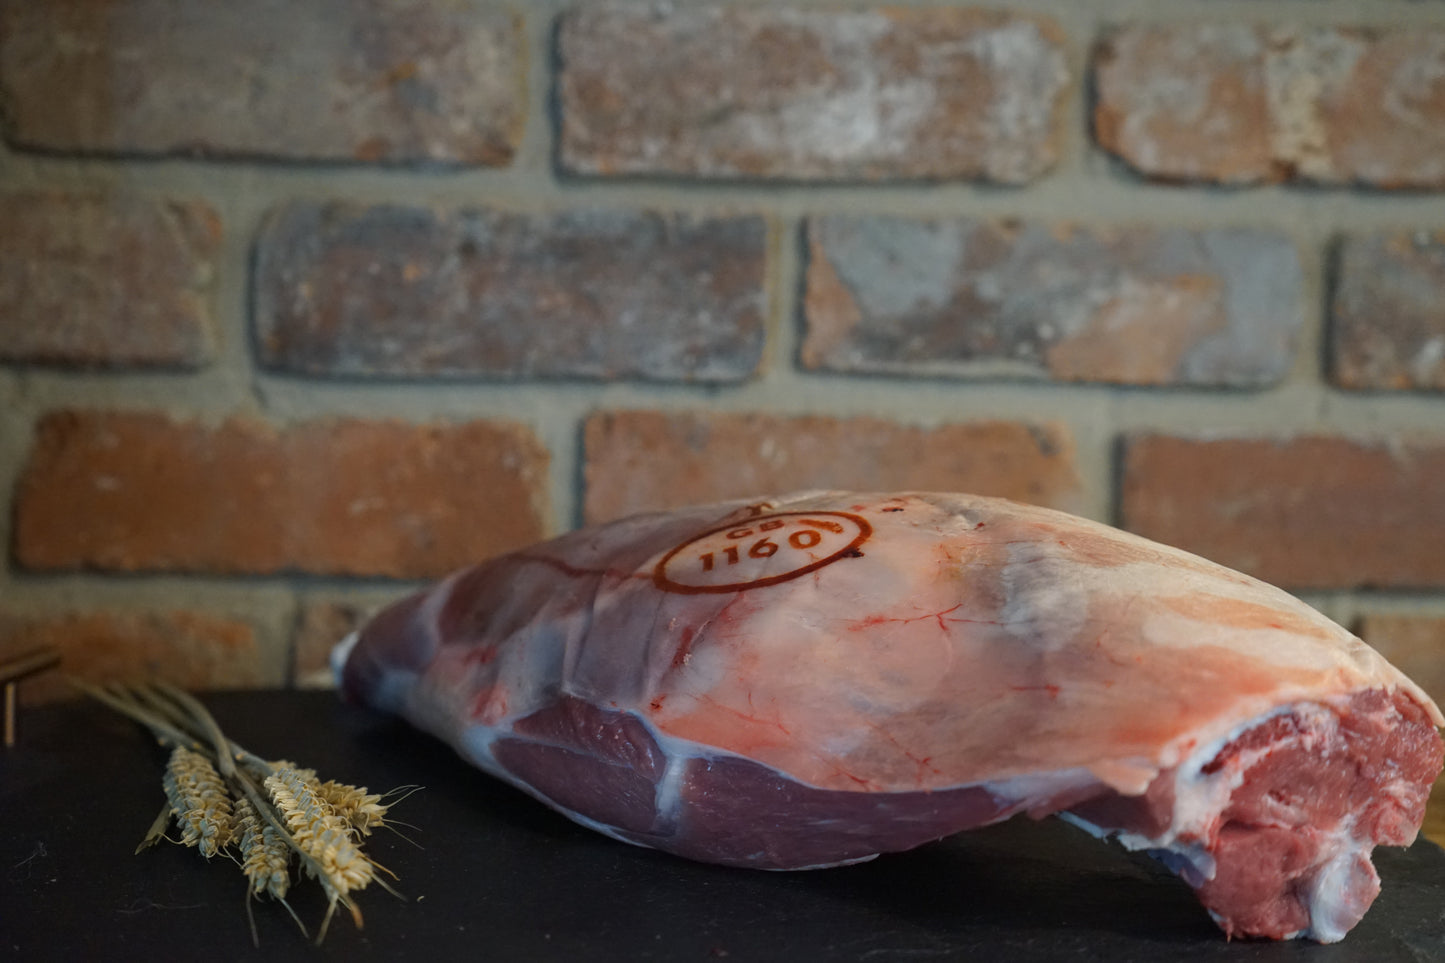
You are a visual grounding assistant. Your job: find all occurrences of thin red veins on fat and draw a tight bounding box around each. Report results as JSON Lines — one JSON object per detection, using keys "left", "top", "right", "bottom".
{"left": 702, "top": 592, "right": 758, "bottom": 643}
{"left": 863, "top": 717, "right": 943, "bottom": 783}
{"left": 826, "top": 763, "right": 876, "bottom": 789}
{"left": 1009, "top": 684, "right": 1062, "bottom": 698}
{"left": 671, "top": 596, "right": 743, "bottom": 663}
{"left": 698, "top": 692, "right": 792, "bottom": 739}
{"left": 847, "top": 603, "right": 1000, "bottom": 634}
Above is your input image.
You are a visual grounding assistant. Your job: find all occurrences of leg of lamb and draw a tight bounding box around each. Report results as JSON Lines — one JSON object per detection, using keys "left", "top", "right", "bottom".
{"left": 335, "top": 491, "right": 1443, "bottom": 942}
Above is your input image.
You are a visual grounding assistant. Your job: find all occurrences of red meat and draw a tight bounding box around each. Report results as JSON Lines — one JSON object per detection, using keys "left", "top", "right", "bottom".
{"left": 337, "top": 491, "right": 1443, "bottom": 941}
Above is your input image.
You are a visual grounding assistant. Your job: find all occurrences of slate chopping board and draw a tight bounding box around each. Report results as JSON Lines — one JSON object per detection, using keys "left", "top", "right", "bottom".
{"left": 3, "top": 690, "right": 1443, "bottom": 962}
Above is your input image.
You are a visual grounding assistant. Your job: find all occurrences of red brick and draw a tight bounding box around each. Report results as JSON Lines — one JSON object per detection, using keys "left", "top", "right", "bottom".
{"left": 13, "top": 411, "right": 549, "bottom": 578}
{"left": 254, "top": 203, "right": 767, "bottom": 383}
{"left": 1332, "top": 232, "right": 1445, "bottom": 392}
{"left": 292, "top": 600, "right": 374, "bottom": 688}
{"left": 0, "top": 191, "right": 219, "bottom": 368}
{"left": 1121, "top": 436, "right": 1445, "bottom": 589}
{"left": 1357, "top": 614, "right": 1445, "bottom": 708}
{"left": 583, "top": 411, "right": 1079, "bottom": 525}
{"left": 559, "top": 6, "right": 1067, "bottom": 183}
{"left": 0, "top": 611, "right": 269, "bottom": 705}
{"left": 1096, "top": 25, "right": 1445, "bottom": 188}
{"left": 0, "top": 0, "right": 523, "bottom": 165}
{"left": 803, "top": 216, "right": 1301, "bottom": 386}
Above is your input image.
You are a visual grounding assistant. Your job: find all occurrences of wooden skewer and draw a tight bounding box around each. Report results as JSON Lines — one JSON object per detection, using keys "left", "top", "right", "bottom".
{"left": 1, "top": 647, "right": 61, "bottom": 748}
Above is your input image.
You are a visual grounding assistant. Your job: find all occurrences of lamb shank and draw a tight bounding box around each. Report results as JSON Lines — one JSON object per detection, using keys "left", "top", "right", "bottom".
{"left": 336, "top": 491, "right": 1443, "bottom": 942}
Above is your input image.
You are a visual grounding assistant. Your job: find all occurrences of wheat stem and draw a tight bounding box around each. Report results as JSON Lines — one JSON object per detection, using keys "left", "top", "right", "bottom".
{"left": 154, "top": 682, "right": 237, "bottom": 778}
{"left": 69, "top": 679, "right": 199, "bottom": 751}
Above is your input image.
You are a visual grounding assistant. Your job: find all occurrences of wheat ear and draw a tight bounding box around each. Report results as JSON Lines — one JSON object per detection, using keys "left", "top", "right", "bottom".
{"left": 314, "top": 781, "right": 390, "bottom": 837}
{"left": 233, "top": 795, "right": 292, "bottom": 900}
{"left": 265, "top": 766, "right": 376, "bottom": 930}
{"left": 162, "top": 746, "right": 234, "bottom": 857}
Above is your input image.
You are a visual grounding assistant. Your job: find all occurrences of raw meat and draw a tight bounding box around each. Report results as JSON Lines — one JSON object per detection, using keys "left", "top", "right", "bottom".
{"left": 335, "top": 491, "right": 1443, "bottom": 942}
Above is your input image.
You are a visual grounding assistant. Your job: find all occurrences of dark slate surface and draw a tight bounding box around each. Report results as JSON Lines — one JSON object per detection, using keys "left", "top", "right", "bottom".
{"left": 3, "top": 690, "right": 1443, "bottom": 961}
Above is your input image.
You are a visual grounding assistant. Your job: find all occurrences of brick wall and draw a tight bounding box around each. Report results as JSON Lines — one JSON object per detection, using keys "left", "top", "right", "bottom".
{"left": 2, "top": 0, "right": 1444, "bottom": 701}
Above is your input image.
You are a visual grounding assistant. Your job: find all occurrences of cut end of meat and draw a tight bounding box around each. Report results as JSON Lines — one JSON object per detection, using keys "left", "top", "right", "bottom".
{"left": 1067, "top": 688, "right": 1443, "bottom": 942}
{"left": 1196, "top": 689, "right": 1441, "bottom": 942}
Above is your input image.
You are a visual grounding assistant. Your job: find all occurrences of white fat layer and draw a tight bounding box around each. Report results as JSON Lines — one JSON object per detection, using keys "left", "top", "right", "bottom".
{"left": 1302, "top": 818, "right": 1368, "bottom": 944}
{"left": 329, "top": 630, "right": 360, "bottom": 684}
{"left": 458, "top": 723, "right": 499, "bottom": 772}
{"left": 982, "top": 766, "right": 1102, "bottom": 816}
{"left": 1056, "top": 811, "right": 1107, "bottom": 839}
{"left": 654, "top": 753, "right": 689, "bottom": 824}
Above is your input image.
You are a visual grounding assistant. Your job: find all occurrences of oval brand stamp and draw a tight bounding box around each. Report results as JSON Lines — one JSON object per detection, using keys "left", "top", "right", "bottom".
{"left": 653, "top": 511, "right": 871, "bottom": 594}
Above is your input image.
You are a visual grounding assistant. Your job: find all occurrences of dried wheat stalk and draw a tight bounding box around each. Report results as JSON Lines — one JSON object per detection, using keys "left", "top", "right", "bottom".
{"left": 74, "top": 679, "right": 414, "bottom": 945}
